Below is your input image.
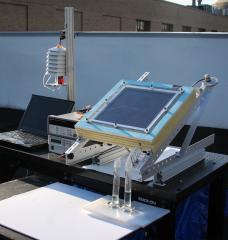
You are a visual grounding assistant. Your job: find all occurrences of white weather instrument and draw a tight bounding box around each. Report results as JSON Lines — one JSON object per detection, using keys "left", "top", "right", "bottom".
{"left": 43, "top": 44, "right": 66, "bottom": 90}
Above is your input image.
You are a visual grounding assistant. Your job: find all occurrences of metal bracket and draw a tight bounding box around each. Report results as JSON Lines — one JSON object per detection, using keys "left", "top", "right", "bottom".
{"left": 153, "top": 134, "right": 215, "bottom": 184}
{"left": 65, "top": 139, "right": 129, "bottom": 165}
{"left": 65, "top": 138, "right": 114, "bottom": 165}
{"left": 138, "top": 72, "right": 150, "bottom": 82}
{"left": 137, "top": 134, "right": 214, "bottom": 181}
{"left": 180, "top": 75, "right": 218, "bottom": 157}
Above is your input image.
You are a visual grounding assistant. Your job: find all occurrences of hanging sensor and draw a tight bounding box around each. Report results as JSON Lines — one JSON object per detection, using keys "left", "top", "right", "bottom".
{"left": 43, "top": 44, "right": 67, "bottom": 91}
{"left": 42, "top": 7, "right": 75, "bottom": 101}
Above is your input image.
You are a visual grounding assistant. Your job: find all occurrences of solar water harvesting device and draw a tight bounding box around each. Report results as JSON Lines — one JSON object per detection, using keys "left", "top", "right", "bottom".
{"left": 74, "top": 73, "right": 217, "bottom": 217}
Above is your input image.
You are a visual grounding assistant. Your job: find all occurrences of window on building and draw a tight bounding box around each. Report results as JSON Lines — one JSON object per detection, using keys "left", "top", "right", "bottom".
{"left": 211, "top": 30, "right": 218, "bottom": 32}
{"left": 182, "top": 26, "right": 192, "bottom": 32}
{"left": 136, "top": 20, "right": 151, "bottom": 32}
{"left": 198, "top": 28, "right": 206, "bottom": 32}
{"left": 161, "top": 23, "right": 173, "bottom": 32}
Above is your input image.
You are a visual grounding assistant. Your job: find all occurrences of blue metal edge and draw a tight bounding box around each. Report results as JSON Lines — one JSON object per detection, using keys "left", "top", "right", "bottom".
{"left": 75, "top": 80, "right": 194, "bottom": 142}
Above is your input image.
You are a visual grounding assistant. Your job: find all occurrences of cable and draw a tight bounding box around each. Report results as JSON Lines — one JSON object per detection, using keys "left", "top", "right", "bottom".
{"left": 191, "top": 78, "right": 204, "bottom": 87}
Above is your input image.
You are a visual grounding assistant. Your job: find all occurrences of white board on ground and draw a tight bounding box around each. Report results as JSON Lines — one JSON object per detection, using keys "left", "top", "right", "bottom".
{"left": 0, "top": 182, "right": 169, "bottom": 240}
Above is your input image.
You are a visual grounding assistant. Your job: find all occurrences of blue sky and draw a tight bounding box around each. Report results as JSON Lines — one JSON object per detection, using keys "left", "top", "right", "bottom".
{"left": 165, "top": 0, "right": 215, "bottom": 5}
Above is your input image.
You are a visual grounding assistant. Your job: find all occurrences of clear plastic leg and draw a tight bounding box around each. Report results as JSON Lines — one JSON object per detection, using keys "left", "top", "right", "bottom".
{"left": 124, "top": 168, "right": 132, "bottom": 212}
{"left": 83, "top": 148, "right": 165, "bottom": 227}
{"left": 123, "top": 149, "right": 138, "bottom": 212}
{"left": 110, "top": 157, "right": 121, "bottom": 208}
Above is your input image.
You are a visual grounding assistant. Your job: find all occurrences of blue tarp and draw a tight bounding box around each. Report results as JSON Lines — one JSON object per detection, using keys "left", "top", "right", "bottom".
{"left": 176, "top": 186, "right": 209, "bottom": 240}
{"left": 85, "top": 183, "right": 228, "bottom": 240}
{"left": 176, "top": 187, "right": 228, "bottom": 240}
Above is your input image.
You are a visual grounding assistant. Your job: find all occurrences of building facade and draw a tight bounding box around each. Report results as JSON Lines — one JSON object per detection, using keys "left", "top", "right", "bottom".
{"left": 0, "top": 0, "right": 228, "bottom": 32}
{"left": 213, "top": 0, "right": 228, "bottom": 15}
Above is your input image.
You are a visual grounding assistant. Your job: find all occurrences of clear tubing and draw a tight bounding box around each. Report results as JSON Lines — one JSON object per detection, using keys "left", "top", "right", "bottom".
{"left": 111, "top": 157, "right": 122, "bottom": 208}
{"left": 124, "top": 167, "right": 132, "bottom": 211}
{"left": 123, "top": 149, "right": 136, "bottom": 212}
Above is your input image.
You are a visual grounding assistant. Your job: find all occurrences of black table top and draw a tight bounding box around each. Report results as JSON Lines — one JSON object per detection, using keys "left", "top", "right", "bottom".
{"left": 0, "top": 143, "right": 227, "bottom": 208}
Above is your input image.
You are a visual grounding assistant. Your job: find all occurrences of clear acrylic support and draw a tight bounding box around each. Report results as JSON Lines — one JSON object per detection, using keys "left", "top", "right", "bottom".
{"left": 123, "top": 158, "right": 133, "bottom": 212}
{"left": 110, "top": 157, "right": 121, "bottom": 208}
{"left": 83, "top": 148, "right": 170, "bottom": 228}
{"left": 84, "top": 195, "right": 169, "bottom": 228}
{"left": 123, "top": 148, "right": 140, "bottom": 212}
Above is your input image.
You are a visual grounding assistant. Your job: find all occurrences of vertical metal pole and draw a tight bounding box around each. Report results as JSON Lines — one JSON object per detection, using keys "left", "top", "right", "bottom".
{"left": 65, "top": 7, "right": 75, "bottom": 102}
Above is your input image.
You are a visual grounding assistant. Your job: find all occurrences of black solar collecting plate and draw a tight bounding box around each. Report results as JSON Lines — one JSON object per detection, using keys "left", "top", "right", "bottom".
{"left": 94, "top": 87, "right": 175, "bottom": 129}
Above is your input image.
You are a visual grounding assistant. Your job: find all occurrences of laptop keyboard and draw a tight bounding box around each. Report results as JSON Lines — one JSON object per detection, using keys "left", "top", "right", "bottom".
{"left": 2, "top": 130, "right": 47, "bottom": 146}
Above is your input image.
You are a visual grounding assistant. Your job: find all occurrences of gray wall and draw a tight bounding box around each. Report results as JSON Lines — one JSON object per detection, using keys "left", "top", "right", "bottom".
{"left": 0, "top": 33, "right": 66, "bottom": 109}
{"left": 76, "top": 32, "right": 228, "bottom": 129}
{"left": 0, "top": 32, "right": 227, "bottom": 129}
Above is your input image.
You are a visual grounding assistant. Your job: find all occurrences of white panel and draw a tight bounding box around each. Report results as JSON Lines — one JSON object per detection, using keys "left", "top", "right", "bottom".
{"left": 0, "top": 183, "right": 130, "bottom": 240}
{"left": 0, "top": 182, "right": 169, "bottom": 240}
{"left": 75, "top": 32, "right": 228, "bottom": 129}
{"left": 0, "top": 33, "right": 67, "bottom": 109}
{"left": 0, "top": 32, "right": 227, "bottom": 129}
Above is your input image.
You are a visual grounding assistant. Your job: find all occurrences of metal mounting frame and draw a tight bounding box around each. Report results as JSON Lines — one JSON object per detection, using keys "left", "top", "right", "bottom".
{"left": 71, "top": 73, "right": 217, "bottom": 185}
{"left": 138, "top": 77, "right": 218, "bottom": 183}
{"left": 65, "top": 138, "right": 128, "bottom": 165}
{"left": 153, "top": 134, "right": 215, "bottom": 184}
{"left": 65, "top": 139, "right": 113, "bottom": 165}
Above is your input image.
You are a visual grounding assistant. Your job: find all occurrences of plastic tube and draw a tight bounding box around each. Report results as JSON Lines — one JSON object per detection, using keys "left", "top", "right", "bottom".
{"left": 110, "top": 156, "right": 122, "bottom": 208}
{"left": 123, "top": 149, "right": 138, "bottom": 212}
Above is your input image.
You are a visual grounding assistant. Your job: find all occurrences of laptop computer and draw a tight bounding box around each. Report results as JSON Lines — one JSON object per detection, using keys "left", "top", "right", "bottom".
{"left": 0, "top": 95, "right": 74, "bottom": 149}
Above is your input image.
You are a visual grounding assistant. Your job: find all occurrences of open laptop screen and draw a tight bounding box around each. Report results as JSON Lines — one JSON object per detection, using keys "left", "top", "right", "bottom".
{"left": 18, "top": 95, "right": 74, "bottom": 137}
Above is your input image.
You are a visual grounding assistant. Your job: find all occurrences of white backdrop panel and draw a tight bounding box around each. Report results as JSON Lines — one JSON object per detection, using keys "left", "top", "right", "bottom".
{"left": 0, "top": 32, "right": 227, "bottom": 129}
{"left": 76, "top": 33, "right": 228, "bottom": 129}
{"left": 0, "top": 33, "right": 66, "bottom": 109}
